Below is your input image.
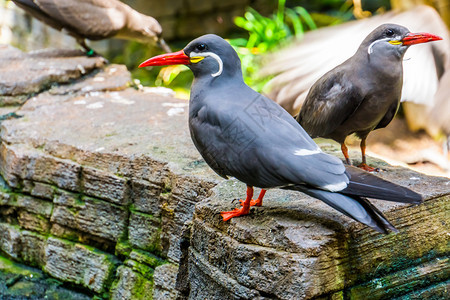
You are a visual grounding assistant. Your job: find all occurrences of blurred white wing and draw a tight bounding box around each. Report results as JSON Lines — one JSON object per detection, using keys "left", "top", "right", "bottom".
{"left": 430, "top": 60, "right": 450, "bottom": 137}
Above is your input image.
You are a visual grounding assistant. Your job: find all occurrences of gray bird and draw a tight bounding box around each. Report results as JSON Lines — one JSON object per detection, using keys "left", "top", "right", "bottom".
{"left": 139, "top": 34, "right": 422, "bottom": 234}
{"left": 297, "top": 24, "right": 442, "bottom": 171}
{"left": 12, "top": 0, "right": 171, "bottom": 55}
{"left": 262, "top": 6, "right": 449, "bottom": 121}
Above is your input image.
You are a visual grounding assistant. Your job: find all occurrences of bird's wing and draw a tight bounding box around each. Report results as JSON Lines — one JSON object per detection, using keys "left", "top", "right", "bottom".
{"left": 34, "top": 0, "right": 126, "bottom": 39}
{"left": 191, "top": 87, "right": 350, "bottom": 190}
{"left": 374, "top": 99, "right": 400, "bottom": 130}
{"left": 253, "top": 142, "right": 349, "bottom": 191}
{"left": 430, "top": 61, "right": 450, "bottom": 134}
{"left": 289, "top": 185, "right": 397, "bottom": 234}
{"left": 262, "top": 5, "right": 450, "bottom": 115}
{"left": 12, "top": 0, "right": 65, "bottom": 31}
{"left": 298, "top": 69, "right": 364, "bottom": 138}
{"left": 341, "top": 165, "right": 422, "bottom": 203}
{"left": 189, "top": 114, "right": 230, "bottom": 179}
{"left": 286, "top": 164, "right": 422, "bottom": 233}
{"left": 245, "top": 92, "right": 351, "bottom": 192}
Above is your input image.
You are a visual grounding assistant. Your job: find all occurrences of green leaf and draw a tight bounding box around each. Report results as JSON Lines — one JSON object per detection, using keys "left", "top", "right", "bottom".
{"left": 295, "top": 6, "right": 317, "bottom": 30}
{"left": 234, "top": 16, "right": 248, "bottom": 28}
{"left": 245, "top": 11, "right": 257, "bottom": 23}
{"left": 276, "top": 0, "right": 286, "bottom": 28}
{"left": 228, "top": 38, "right": 248, "bottom": 47}
{"left": 248, "top": 7, "right": 265, "bottom": 22}
{"left": 247, "top": 33, "right": 258, "bottom": 48}
{"left": 285, "top": 8, "right": 304, "bottom": 38}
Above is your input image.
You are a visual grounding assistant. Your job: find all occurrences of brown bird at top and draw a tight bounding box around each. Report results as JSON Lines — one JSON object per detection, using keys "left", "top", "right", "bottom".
{"left": 296, "top": 24, "right": 442, "bottom": 171}
{"left": 12, "top": 0, "right": 171, "bottom": 56}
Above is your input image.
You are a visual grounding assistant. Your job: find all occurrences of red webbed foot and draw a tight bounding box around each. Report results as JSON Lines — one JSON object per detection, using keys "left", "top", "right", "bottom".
{"left": 220, "top": 206, "right": 250, "bottom": 221}
{"left": 357, "top": 163, "right": 380, "bottom": 172}
{"left": 221, "top": 188, "right": 267, "bottom": 221}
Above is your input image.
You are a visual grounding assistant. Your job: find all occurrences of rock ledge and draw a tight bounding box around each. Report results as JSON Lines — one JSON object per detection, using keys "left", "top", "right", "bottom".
{"left": 0, "top": 46, "right": 448, "bottom": 299}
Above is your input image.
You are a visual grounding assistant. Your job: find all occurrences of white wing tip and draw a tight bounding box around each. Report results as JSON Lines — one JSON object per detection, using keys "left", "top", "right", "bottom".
{"left": 320, "top": 181, "right": 347, "bottom": 192}
{"left": 294, "top": 148, "right": 321, "bottom": 156}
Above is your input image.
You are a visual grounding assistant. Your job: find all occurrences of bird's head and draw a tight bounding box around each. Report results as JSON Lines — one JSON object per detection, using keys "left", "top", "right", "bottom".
{"left": 362, "top": 24, "right": 442, "bottom": 58}
{"left": 122, "top": 12, "right": 171, "bottom": 53}
{"left": 139, "top": 34, "right": 242, "bottom": 79}
{"left": 140, "top": 17, "right": 172, "bottom": 53}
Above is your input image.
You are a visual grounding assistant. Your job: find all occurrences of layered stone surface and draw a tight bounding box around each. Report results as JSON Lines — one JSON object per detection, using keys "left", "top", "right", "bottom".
{"left": 0, "top": 46, "right": 448, "bottom": 299}
{"left": 0, "top": 47, "right": 218, "bottom": 299}
{"left": 184, "top": 175, "right": 449, "bottom": 299}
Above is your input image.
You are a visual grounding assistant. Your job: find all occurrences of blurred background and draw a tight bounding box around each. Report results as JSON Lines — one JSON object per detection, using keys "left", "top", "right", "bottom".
{"left": 0, "top": 0, "right": 449, "bottom": 177}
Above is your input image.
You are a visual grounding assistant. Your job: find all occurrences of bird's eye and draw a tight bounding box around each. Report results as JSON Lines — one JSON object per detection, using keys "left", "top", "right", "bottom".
{"left": 196, "top": 43, "right": 207, "bottom": 51}
{"left": 385, "top": 29, "right": 394, "bottom": 37}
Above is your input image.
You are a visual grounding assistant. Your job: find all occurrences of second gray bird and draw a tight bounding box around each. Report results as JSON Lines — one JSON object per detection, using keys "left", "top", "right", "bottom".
{"left": 297, "top": 24, "right": 442, "bottom": 172}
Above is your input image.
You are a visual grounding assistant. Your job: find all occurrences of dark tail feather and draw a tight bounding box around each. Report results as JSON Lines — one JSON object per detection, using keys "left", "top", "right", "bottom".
{"left": 290, "top": 185, "right": 397, "bottom": 234}
{"left": 356, "top": 196, "right": 398, "bottom": 233}
{"left": 342, "top": 166, "right": 422, "bottom": 204}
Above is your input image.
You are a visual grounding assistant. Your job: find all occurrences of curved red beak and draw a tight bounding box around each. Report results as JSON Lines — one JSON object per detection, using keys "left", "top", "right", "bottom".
{"left": 139, "top": 50, "right": 190, "bottom": 68}
{"left": 401, "top": 32, "right": 442, "bottom": 46}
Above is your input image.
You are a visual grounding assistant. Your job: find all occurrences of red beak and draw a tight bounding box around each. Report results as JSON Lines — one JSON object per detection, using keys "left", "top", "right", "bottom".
{"left": 138, "top": 50, "right": 190, "bottom": 68}
{"left": 401, "top": 32, "right": 442, "bottom": 46}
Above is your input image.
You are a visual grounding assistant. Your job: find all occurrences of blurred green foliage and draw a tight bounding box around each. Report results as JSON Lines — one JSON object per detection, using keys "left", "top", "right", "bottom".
{"left": 229, "top": 0, "right": 319, "bottom": 91}
{"left": 232, "top": 1, "right": 317, "bottom": 52}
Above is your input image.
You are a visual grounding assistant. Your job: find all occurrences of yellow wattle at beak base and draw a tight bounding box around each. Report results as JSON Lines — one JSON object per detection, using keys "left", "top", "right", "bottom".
{"left": 190, "top": 56, "right": 205, "bottom": 63}
{"left": 389, "top": 40, "right": 402, "bottom": 45}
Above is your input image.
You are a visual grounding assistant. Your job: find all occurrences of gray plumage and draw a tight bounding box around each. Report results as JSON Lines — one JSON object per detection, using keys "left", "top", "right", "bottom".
{"left": 296, "top": 24, "right": 442, "bottom": 170}
{"left": 298, "top": 24, "right": 408, "bottom": 144}
{"left": 12, "top": 0, "right": 170, "bottom": 54}
{"left": 140, "top": 34, "right": 423, "bottom": 234}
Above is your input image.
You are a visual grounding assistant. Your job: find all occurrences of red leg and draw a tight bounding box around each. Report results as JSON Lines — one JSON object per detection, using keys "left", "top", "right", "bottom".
{"left": 221, "top": 186, "right": 252, "bottom": 221}
{"left": 341, "top": 143, "right": 351, "bottom": 165}
{"left": 357, "top": 138, "right": 379, "bottom": 172}
{"left": 253, "top": 189, "right": 266, "bottom": 206}
{"left": 239, "top": 189, "right": 266, "bottom": 207}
